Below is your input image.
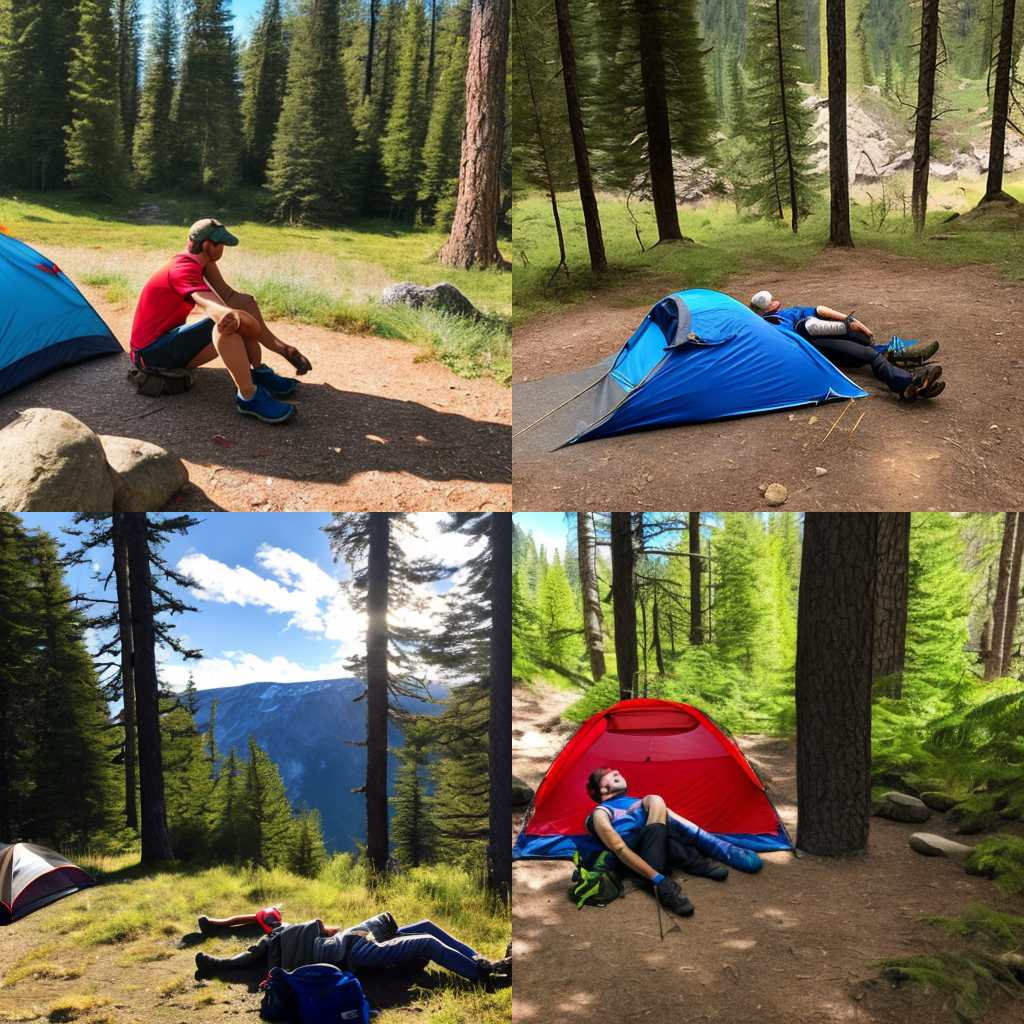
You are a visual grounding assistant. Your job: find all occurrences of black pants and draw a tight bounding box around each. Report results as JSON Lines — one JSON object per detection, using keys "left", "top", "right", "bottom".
{"left": 795, "top": 322, "right": 912, "bottom": 394}
{"left": 627, "top": 824, "right": 711, "bottom": 880}
{"left": 204, "top": 936, "right": 270, "bottom": 974}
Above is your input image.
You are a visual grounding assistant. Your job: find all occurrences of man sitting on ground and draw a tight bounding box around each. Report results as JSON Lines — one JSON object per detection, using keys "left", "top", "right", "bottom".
{"left": 585, "top": 767, "right": 763, "bottom": 920}
{"left": 129, "top": 218, "right": 313, "bottom": 424}
{"left": 749, "top": 290, "right": 945, "bottom": 401}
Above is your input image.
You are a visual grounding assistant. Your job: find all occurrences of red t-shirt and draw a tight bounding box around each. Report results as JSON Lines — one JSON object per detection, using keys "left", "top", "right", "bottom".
{"left": 130, "top": 251, "right": 210, "bottom": 352}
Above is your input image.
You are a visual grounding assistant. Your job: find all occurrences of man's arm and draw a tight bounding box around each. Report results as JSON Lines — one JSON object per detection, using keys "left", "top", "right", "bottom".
{"left": 591, "top": 810, "right": 662, "bottom": 881}
{"left": 814, "top": 305, "right": 874, "bottom": 338}
{"left": 201, "top": 260, "right": 253, "bottom": 306}
{"left": 191, "top": 289, "right": 242, "bottom": 334}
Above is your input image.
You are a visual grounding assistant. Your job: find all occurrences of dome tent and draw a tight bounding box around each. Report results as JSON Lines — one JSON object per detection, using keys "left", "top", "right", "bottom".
{"left": 553, "top": 288, "right": 866, "bottom": 446}
{"left": 513, "top": 698, "right": 793, "bottom": 862}
{"left": 0, "top": 232, "right": 121, "bottom": 396}
{"left": 0, "top": 842, "right": 95, "bottom": 924}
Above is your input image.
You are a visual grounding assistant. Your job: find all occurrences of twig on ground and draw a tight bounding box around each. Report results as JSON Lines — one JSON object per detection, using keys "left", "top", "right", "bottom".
{"left": 821, "top": 400, "right": 854, "bottom": 443}
{"left": 848, "top": 410, "right": 867, "bottom": 437}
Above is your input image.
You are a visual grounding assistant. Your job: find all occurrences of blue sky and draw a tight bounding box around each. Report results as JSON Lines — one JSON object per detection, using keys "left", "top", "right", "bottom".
{"left": 514, "top": 513, "right": 570, "bottom": 555}
{"left": 142, "top": 0, "right": 266, "bottom": 42}
{"left": 18, "top": 513, "right": 480, "bottom": 694}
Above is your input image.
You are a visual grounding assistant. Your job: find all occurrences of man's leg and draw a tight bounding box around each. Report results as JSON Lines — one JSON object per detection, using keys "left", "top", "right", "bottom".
{"left": 348, "top": 933, "right": 482, "bottom": 981}
{"left": 195, "top": 939, "right": 269, "bottom": 978}
{"left": 226, "top": 294, "right": 288, "bottom": 356}
{"left": 805, "top": 335, "right": 913, "bottom": 394}
{"left": 395, "top": 921, "right": 479, "bottom": 961}
{"left": 213, "top": 322, "right": 259, "bottom": 399}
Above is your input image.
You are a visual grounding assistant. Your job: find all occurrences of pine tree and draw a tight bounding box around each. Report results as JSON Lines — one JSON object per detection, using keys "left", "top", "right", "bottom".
{"left": 289, "top": 809, "right": 328, "bottom": 877}
{"left": 173, "top": 0, "right": 243, "bottom": 190}
{"left": 391, "top": 720, "right": 439, "bottom": 868}
{"left": 242, "top": 737, "right": 296, "bottom": 868}
{"left": 240, "top": 0, "right": 287, "bottom": 184}
{"left": 713, "top": 514, "right": 768, "bottom": 672}
{"left": 66, "top": 0, "right": 124, "bottom": 196}
{"left": 162, "top": 678, "right": 214, "bottom": 860}
{"left": 380, "top": 0, "right": 429, "bottom": 218}
{"left": 133, "top": 0, "right": 179, "bottom": 189}
{"left": 113, "top": 0, "right": 142, "bottom": 154}
{"left": 267, "top": 0, "right": 359, "bottom": 223}
{"left": 211, "top": 748, "right": 247, "bottom": 862}
{"left": 537, "top": 553, "right": 578, "bottom": 667}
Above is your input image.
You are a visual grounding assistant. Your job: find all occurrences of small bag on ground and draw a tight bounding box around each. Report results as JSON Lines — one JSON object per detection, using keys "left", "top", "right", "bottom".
{"left": 127, "top": 366, "right": 194, "bottom": 397}
{"left": 568, "top": 849, "right": 624, "bottom": 909}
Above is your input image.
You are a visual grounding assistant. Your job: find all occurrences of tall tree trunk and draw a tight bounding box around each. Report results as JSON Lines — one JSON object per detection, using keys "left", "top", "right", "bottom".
{"left": 982, "top": 0, "right": 1017, "bottom": 201}
{"left": 554, "top": 0, "right": 607, "bottom": 272}
{"left": 795, "top": 513, "right": 878, "bottom": 855}
{"left": 872, "top": 513, "right": 910, "bottom": 698}
{"left": 981, "top": 563, "right": 995, "bottom": 669}
{"left": 639, "top": 592, "right": 649, "bottom": 694}
{"left": 366, "top": 513, "right": 391, "bottom": 877}
{"left": 911, "top": 0, "right": 939, "bottom": 234}
{"left": 775, "top": 0, "right": 800, "bottom": 233}
{"left": 123, "top": 513, "right": 173, "bottom": 863}
{"left": 826, "top": 0, "right": 853, "bottom": 245}
{"left": 985, "top": 512, "right": 1017, "bottom": 680}
{"left": 633, "top": 0, "right": 682, "bottom": 242}
{"left": 364, "top": 0, "right": 378, "bottom": 99}
{"left": 439, "top": 0, "right": 509, "bottom": 269}
{"left": 688, "top": 512, "right": 704, "bottom": 645}
{"left": 999, "top": 512, "right": 1024, "bottom": 675}
{"left": 610, "top": 512, "right": 638, "bottom": 701}
{"left": 112, "top": 514, "right": 138, "bottom": 831}
{"left": 667, "top": 610, "right": 676, "bottom": 654}
{"left": 488, "top": 513, "right": 512, "bottom": 905}
{"left": 577, "top": 512, "right": 606, "bottom": 680}
{"left": 426, "top": 0, "right": 437, "bottom": 97}
{"left": 652, "top": 593, "right": 665, "bottom": 675}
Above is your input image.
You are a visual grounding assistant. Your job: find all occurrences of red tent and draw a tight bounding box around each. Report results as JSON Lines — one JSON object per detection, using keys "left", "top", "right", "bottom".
{"left": 513, "top": 698, "right": 792, "bottom": 860}
{"left": 0, "top": 842, "right": 95, "bottom": 924}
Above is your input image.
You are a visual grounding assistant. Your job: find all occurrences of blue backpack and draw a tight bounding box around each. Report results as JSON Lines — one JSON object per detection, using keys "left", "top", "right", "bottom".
{"left": 260, "top": 964, "right": 371, "bottom": 1024}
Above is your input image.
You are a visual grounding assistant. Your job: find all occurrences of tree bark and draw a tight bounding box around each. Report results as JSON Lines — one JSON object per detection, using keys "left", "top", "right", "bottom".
{"left": 999, "top": 512, "right": 1024, "bottom": 676}
{"left": 652, "top": 593, "right": 665, "bottom": 675}
{"left": 488, "top": 513, "right": 512, "bottom": 905}
{"left": 826, "top": 0, "right": 853, "bottom": 245}
{"left": 439, "top": 0, "right": 509, "bottom": 269}
{"left": 427, "top": 0, "right": 437, "bottom": 97}
{"left": 366, "top": 513, "right": 391, "bottom": 876}
{"left": 554, "top": 0, "right": 607, "bottom": 272}
{"left": 577, "top": 512, "right": 606, "bottom": 680}
{"left": 610, "top": 512, "right": 638, "bottom": 701}
{"left": 911, "top": 0, "right": 939, "bottom": 234}
{"left": 688, "top": 512, "right": 704, "bottom": 645}
{"left": 112, "top": 514, "right": 138, "bottom": 831}
{"left": 982, "top": 0, "right": 1017, "bottom": 201}
{"left": 872, "top": 513, "right": 910, "bottom": 698}
{"left": 985, "top": 512, "right": 1017, "bottom": 680}
{"left": 795, "top": 513, "right": 877, "bottom": 855}
{"left": 364, "top": 0, "right": 378, "bottom": 99}
{"left": 123, "top": 513, "right": 173, "bottom": 863}
{"left": 633, "top": 0, "right": 682, "bottom": 242}
{"left": 775, "top": 0, "right": 800, "bottom": 233}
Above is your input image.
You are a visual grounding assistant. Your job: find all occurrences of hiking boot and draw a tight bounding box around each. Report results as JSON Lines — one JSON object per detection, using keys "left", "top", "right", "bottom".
{"left": 655, "top": 877, "right": 694, "bottom": 917}
{"left": 236, "top": 384, "right": 296, "bottom": 424}
{"left": 197, "top": 915, "right": 212, "bottom": 935}
{"left": 194, "top": 952, "right": 215, "bottom": 979}
{"left": 899, "top": 364, "right": 942, "bottom": 402}
{"left": 251, "top": 363, "right": 298, "bottom": 397}
{"left": 921, "top": 379, "right": 945, "bottom": 399}
{"left": 884, "top": 336, "right": 939, "bottom": 367}
{"left": 686, "top": 857, "right": 729, "bottom": 881}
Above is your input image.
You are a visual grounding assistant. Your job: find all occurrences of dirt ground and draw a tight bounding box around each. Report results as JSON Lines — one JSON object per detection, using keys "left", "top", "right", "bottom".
{"left": 512, "top": 683, "right": 1023, "bottom": 1024}
{"left": 0, "top": 288, "right": 511, "bottom": 511}
{"left": 513, "top": 249, "right": 1024, "bottom": 511}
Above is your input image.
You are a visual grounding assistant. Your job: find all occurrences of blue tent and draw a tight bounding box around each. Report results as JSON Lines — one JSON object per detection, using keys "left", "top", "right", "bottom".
{"left": 559, "top": 288, "right": 866, "bottom": 446}
{"left": 0, "top": 234, "right": 121, "bottom": 396}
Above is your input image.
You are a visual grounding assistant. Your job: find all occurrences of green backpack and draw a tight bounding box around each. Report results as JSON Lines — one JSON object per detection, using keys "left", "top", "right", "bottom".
{"left": 568, "top": 850, "right": 624, "bottom": 909}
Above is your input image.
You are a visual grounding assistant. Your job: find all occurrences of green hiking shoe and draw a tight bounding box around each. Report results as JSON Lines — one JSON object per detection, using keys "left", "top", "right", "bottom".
{"left": 885, "top": 336, "right": 939, "bottom": 367}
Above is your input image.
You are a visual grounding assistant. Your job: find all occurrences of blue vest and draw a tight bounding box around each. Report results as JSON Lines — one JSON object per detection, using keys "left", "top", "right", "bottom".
{"left": 585, "top": 794, "right": 648, "bottom": 843}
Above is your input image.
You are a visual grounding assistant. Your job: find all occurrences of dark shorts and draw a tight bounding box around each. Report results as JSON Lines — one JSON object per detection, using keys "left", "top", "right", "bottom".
{"left": 133, "top": 318, "right": 215, "bottom": 370}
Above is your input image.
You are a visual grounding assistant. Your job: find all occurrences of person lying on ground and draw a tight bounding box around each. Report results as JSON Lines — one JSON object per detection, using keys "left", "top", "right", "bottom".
{"left": 585, "top": 767, "right": 763, "bottom": 920}
{"left": 749, "top": 290, "right": 945, "bottom": 401}
{"left": 193, "top": 911, "right": 511, "bottom": 989}
{"left": 197, "top": 906, "right": 283, "bottom": 935}
{"left": 129, "top": 218, "right": 313, "bottom": 424}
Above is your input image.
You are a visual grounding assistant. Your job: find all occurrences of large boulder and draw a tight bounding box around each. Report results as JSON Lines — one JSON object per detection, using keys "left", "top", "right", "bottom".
{"left": 919, "top": 791, "right": 959, "bottom": 812}
{"left": 873, "top": 791, "right": 932, "bottom": 824}
{"left": 380, "top": 282, "right": 485, "bottom": 321}
{"left": 100, "top": 435, "right": 188, "bottom": 511}
{"left": 512, "top": 776, "right": 534, "bottom": 810}
{"left": 908, "top": 833, "right": 974, "bottom": 859}
{"left": 0, "top": 408, "right": 113, "bottom": 512}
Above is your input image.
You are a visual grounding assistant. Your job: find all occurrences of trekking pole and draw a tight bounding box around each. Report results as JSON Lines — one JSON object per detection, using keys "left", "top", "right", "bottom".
{"left": 654, "top": 884, "right": 665, "bottom": 941}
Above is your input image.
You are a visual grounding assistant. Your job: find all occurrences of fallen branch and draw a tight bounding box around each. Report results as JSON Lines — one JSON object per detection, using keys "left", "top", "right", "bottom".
{"left": 821, "top": 400, "right": 854, "bottom": 443}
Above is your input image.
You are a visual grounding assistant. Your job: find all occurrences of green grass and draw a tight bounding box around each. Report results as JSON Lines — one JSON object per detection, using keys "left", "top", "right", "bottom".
{"left": 1, "top": 853, "right": 509, "bottom": 1024}
{"left": 512, "top": 173, "right": 1024, "bottom": 326}
{"left": 0, "top": 190, "right": 511, "bottom": 383}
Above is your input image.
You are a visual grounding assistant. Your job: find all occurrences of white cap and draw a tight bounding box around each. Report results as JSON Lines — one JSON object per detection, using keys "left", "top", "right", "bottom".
{"left": 750, "top": 290, "right": 773, "bottom": 311}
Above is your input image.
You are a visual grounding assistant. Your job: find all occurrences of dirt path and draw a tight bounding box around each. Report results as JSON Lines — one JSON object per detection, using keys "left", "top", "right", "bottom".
{"left": 512, "top": 683, "right": 1022, "bottom": 1024}
{"left": 513, "top": 249, "right": 1024, "bottom": 511}
{"left": 0, "top": 288, "right": 510, "bottom": 511}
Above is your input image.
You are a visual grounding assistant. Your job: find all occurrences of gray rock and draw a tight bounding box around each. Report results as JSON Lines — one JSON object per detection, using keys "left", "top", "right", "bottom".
{"left": 512, "top": 776, "right": 534, "bottom": 810}
{"left": 380, "top": 282, "right": 485, "bottom": 320}
{"left": 0, "top": 408, "right": 113, "bottom": 512}
{"left": 100, "top": 435, "right": 188, "bottom": 512}
{"left": 874, "top": 791, "right": 932, "bottom": 824}
{"left": 908, "top": 833, "right": 973, "bottom": 859}
{"left": 763, "top": 483, "right": 789, "bottom": 506}
{"left": 919, "top": 791, "right": 958, "bottom": 812}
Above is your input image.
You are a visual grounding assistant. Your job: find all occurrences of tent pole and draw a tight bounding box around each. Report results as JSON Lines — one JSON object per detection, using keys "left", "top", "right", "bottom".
{"left": 511, "top": 375, "right": 606, "bottom": 440}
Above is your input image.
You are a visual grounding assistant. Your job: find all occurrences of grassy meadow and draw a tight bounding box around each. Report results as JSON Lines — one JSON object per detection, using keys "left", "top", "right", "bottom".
{"left": 512, "top": 172, "right": 1024, "bottom": 326}
{"left": 0, "top": 852, "right": 510, "bottom": 1024}
{"left": 0, "top": 191, "right": 512, "bottom": 384}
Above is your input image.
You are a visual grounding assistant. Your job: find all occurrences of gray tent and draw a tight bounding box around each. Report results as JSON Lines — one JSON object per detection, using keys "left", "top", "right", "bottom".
{"left": 0, "top": 842, "right": 95, "bottom": 924}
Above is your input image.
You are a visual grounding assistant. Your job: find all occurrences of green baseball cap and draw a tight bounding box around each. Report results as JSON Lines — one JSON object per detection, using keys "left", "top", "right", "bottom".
{"left": 188, "top": 218, "right": 239, "bottom": 247}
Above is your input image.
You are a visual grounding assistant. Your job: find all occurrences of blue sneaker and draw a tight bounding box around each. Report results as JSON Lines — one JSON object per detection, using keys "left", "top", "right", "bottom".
{"left": 251, "top": 363, "right": 298, "bottom": 397}
{"left": 236, "top": 385, "right": 296, "bottom": 424}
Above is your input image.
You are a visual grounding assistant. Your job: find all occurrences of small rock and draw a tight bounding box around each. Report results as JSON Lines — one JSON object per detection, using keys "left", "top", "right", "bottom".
{"left": 919, "top": 791, "right": 958, "bottom": 812}
{"left": 0, "top": 409, "right": 113, "bottom": 512}
{"left": 757, "top": 483, "right": 768, "bottom": 496}
{"left": 908, "top": 833, "right": 973, "bottom": 859}
{"left": 101, "top": 436, "right": 188, "bottom": 512}
{"left": 814, "top": 467, "right": 828, "bottom": 477}
{"left": 874, "top": 792, "right": 932, "bottom": 824}
{"left": 380, "top": 281, "right": 486, "bottom": 320}
{"left": 512, "top": 776, "right": 534, "bottom": 810}
{"left": 763, "top": 483, "right": 788, "bottom": 506}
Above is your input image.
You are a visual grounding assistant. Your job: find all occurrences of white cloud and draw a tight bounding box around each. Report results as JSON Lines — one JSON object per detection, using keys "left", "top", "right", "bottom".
{"left": 158, "top": 649, "right": 352, "bottom": 691}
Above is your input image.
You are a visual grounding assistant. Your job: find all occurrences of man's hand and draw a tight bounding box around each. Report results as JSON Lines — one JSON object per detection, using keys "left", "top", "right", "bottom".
{"left": 281, "top": 344, "right": 312, "bottom": 375}
{"left": 852, "top": 319, "right": 874, "bottom": 340}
